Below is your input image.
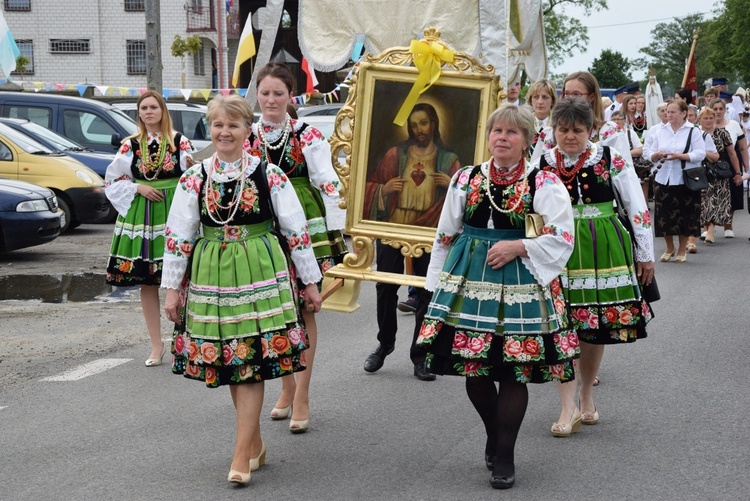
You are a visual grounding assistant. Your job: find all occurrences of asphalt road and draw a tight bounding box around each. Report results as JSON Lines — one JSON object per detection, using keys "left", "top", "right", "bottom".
{"left": 1, "top": 214, "right": 749, "bottom": 500}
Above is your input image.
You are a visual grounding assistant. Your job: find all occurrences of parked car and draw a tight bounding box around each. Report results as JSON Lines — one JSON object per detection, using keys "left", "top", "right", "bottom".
{"left": 0, "top": 92, "right": 137, "bottom": 153}
{"left": 0, "top": 117, "right": 117, "bottom": 222}
{"left": 296, "top": 103, "right": 343, "bottom": 117}
{"left": 0, "top": 122, "right": 109, "bottom": 232}
{"left": 112, "top": 101, "right": 210, "bottom": 149}
{"left": 0, "top": 178, "right": 61, "bottom": 252}
{"left": 0, "top": 118, "right": 113, "bottom": 177}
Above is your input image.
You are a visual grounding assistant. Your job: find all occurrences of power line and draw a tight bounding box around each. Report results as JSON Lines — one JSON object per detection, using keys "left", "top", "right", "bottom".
{"left": 587, "top": 11, "right": 712, "bottom": 29}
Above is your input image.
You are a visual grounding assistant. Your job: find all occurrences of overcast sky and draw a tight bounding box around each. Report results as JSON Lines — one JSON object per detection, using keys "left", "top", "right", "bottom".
{"left": 551, "top": 0, "right": 714, "bottom": 81}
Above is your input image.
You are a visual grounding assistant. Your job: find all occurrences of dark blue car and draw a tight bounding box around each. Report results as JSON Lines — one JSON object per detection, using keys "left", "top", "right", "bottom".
{"left": 0, "top": 178, "right": 61, "bottom": 252}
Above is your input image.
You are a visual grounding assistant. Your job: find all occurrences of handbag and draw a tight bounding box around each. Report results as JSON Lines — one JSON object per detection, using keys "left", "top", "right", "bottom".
{"left": 611, "top": 180, "right": 661, "bottom": 303}
{"left": 525, "top": 213, "right": 544, "bottom": 238}
{"left": 680, "top": 128, "right": 709, "bottom": 191}
{"left": 713, "top": 160, "right": 733, "bottom": 179}
{"left": 627, "top": 129, "right": 653, "bottom": 180}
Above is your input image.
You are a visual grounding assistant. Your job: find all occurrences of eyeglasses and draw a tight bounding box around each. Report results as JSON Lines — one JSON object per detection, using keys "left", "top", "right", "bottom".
{"left": 562, "top": 92, "right": 592, "bottom": 98}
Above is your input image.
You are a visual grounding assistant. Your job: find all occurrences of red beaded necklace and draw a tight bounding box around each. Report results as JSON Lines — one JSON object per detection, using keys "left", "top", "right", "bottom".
{"left": 489, "top": 158, "right": 526, "bottom": 186}
{"left": 554, "top": 148, "right": 591, "bottom": 186}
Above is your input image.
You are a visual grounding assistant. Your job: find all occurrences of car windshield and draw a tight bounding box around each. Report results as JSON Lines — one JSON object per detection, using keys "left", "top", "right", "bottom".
{"left": 0, "top": 123, "right": 54, "bottom": 153}
{"left": 107, "top": 109, "right": 138, "bottom": 135}
{"left": 19, "top": 121, "right": 85, "bottom": 151}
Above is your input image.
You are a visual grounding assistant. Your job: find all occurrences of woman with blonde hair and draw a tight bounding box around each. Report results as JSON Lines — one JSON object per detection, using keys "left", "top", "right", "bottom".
{"left": 163, "top": 94, "right": 322, "bottom": 484}
{"left": 525, "top": 79, "right": 557, "bottom": 157}
{"left": 104, "top": 90, "right": 194, "bottom": 366}
{"left": 699, "top": 106, "right": 739, "bottom": 244}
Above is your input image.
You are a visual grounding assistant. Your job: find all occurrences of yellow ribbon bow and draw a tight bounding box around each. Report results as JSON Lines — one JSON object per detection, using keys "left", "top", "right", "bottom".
{"left": 393, "top": 40, "right": 455, "bottom": 126}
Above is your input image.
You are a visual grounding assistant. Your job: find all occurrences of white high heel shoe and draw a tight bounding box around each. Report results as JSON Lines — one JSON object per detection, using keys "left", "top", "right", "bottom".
{"left": 270, "top": 404, "right": 291, "bottom": 420}
{"left": 144, "top": 341, "right": 166, "bottom": 367}
{"left": 250, "top": 441, "right": 266, "bottom": 471}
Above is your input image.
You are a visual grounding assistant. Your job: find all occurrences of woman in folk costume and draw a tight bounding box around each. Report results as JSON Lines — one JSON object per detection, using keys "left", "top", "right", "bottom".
{"left": 417, "top": 105, "right": 578, "bottom": 489}
{"left": 162, "top": 95, "right": 322, "bottom": 485}
{"left": 532, "top": 98, "right": 654, "bottom": 437}
{"left": 246, "top": 62, "right": 346, "bottom": 433}
{"left": 104, "top": 90, "right": 194, "bottom": 366}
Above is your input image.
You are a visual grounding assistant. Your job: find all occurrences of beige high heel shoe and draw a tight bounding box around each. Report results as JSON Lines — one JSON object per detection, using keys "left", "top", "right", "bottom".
{"left": 551, "top": 409, "right": 582, "bottom": 437}
{"left": 270, "top": 404, "right": 291, "bottom": 420}
{"left": 144, "top": 341, "right": 166, "bottom": 367}
{"left": 581, "top": 407, "right": 600, "bottom": 425}
{"left": 289, "top": 418, "right": 309, "bottom": 434}
{"left": 250, "top": 441, "right": 266, "bottom": 471}
{"left": 227, "top": 463, "right": 251, "bottom": 485}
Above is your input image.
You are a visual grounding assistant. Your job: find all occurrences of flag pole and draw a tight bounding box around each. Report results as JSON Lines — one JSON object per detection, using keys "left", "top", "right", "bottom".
{"left": 681, "top": 29, "right": 700, "bottom": 88}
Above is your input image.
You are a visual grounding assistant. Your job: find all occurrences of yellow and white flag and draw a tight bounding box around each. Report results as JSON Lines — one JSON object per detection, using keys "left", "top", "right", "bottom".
{"left": 232, "top": 19, "right": 256, "bottom": 87}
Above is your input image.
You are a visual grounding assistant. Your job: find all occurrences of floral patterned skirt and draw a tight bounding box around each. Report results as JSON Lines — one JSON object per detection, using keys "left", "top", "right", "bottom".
{"left": 106, "top": 178, "right": 178, "bottom": 286}
{"left": 418, "top": 225, "right": 578, "bottom": 384}
{"left": 562, "top": 202, "right": 651, "bottom": 344}
{"left": 290, "top": 177, "right": 347, "bottom": 274}
{"left": 171, "top": 222, "right": 308, "bottom": 388}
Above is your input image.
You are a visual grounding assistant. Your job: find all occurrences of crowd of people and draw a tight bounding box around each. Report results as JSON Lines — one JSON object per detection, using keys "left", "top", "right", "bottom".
{"left": 102, "top": 64, "right": 750, "bottom": 490}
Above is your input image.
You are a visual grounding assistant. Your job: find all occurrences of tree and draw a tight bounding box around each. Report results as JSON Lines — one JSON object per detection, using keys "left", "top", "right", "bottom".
{"left": 700, "top": 0, "right": 750, "bottom": 87}
{"left": 637, "top": 13, "right": 704, "bottom": 94}
{"left": 170, "top": 35, "right": 203, "bottom": 89}
{"left": 588, "top": 50, "right": 632, "bottom": 88}
{"left": 13, "top": 56, "right": 30, "bottom": 80}
{"left": 543, "top": 0, "right": 608, "bottom": 68}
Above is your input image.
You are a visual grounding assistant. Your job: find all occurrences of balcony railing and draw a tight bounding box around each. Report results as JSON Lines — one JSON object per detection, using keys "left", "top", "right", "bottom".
{"left": 186, "top": 3, "right": 215, "bottom": 33}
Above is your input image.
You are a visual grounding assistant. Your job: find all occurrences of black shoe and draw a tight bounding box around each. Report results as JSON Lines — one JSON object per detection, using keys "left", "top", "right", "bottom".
{"left": 489, "top": 464, "right": 516, "bottom": 489}
{"left": 489, "top": 473, "right": 515, "bottom": 489}
{"left": 397, "top": 296, "right": 418, "bottom": 313}
{"left": 413, "top": 363, "right": 436, "bottom": 381}
{"left": 364, "top": 344, "right": 394, "bottom": 373}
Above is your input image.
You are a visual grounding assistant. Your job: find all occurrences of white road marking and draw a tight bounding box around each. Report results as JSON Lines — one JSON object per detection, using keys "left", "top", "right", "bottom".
{"left": 0, "top": 406, "right": 6, "bottom": 411}
{"left": 41, "top": 359, "right": 132, "bottom": 381}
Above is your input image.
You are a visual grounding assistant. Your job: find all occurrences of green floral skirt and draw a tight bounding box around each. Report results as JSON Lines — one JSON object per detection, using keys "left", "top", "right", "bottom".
{"left": 171, "top": 222, "right": 307, "bottom": 388}
{"left": 562, "top": 202, "right": 652, "bottom": 344}
{"left": 290, "top": 177, "right": 347, "bottom": 275}
{"left": 106, "top": 178, "right": 177, "bottom": 286}
{"left": 418, "top": 225, "right": 578, "bottom": 383}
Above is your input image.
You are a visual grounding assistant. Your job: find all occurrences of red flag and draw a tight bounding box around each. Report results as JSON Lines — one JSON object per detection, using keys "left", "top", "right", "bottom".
{"left": 682, "top": 32, "right": 699, "bottom": 101}
{"left": 301, "top": 57, "right": 318, "bottom": 94}
{"left": 683, "top": 53, "right": 697, "bottom": 100}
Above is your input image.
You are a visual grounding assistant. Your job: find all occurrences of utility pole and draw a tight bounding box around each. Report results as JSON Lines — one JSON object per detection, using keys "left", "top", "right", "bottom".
{"left": 145, "top": 0, "right": 163, "bottom": 91}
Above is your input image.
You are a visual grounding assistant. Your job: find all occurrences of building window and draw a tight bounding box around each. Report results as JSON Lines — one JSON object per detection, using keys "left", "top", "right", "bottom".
{"left": 123, "top": 0, "right": 144, "bottom": 11}
{"left": 126, "top": 39, "right": 146, "bottom": 75}
{"left": 11, "top": 39, "right": 33, "bottom": 74}
{"left": 4, "top": 0, "right": 31, "bottom": 11}
{"left": 193, "top": 48, "right": 205, "bottom": 76}
{"left": 49, "top": 39, "right": 91, "bottom": 54}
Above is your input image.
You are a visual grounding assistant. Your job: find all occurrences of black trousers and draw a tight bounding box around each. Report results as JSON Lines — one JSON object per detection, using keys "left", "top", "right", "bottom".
{"left": 375, "top": 241, "right": 431, "bottom": 365}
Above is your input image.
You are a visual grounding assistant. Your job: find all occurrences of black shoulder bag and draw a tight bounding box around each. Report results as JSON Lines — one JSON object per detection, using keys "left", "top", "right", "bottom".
{"left": 701, "top": 131, "right": 734, "bottom": 180}
{"left": 681, "top": 128, "right": 709, "bottom": 191}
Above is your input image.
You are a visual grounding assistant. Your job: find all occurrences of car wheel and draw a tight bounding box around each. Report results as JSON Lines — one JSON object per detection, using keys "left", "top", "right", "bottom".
{"left": 57, "top": 197, "right": 73, "bottom": 233}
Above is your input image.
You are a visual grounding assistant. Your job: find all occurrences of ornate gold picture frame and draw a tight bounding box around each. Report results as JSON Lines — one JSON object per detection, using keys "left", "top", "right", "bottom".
{"left": 324, "top": 30, "right": 499, "bottom": 306}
